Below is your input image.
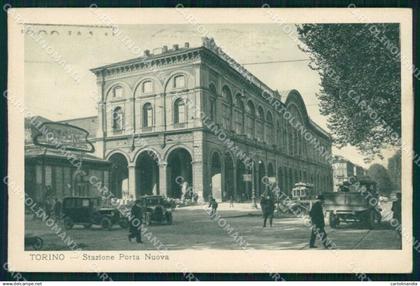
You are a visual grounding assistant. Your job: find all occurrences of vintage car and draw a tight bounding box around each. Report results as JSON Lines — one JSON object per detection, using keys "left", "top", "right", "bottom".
{"left": 138, "top": 195, "right": 173, "bottom": 225}
{"left": 25, "top": 234, "right": 43, "bottom": 250}
{"left": 62, "top": 197, "right": 129, "bottom": 230}
{"left": 323, "top": 177, "right": 382, "bottom": 229}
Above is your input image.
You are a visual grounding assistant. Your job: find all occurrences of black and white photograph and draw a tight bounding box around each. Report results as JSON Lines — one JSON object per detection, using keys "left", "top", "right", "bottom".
{"left": 6, "top": 7, "right": 413, "bottom": 274}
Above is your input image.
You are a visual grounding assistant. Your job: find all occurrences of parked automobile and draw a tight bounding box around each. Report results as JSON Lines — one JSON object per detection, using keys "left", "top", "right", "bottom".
{"left": 25, "top": 234, "right": 43, "bottom": 250}
{"left": 138, "top": 195, "right": 173, "bottom": 225}
{"left": 323, "top": 177, "right": 382, "bottom": 229}
{"left": 62, "top": 197, "right": 129, "bottom": 230}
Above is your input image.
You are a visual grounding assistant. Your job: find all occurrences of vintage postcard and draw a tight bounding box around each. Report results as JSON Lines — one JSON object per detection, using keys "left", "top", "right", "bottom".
{"left": 6, "top": 7, "right": 413, "bottom": 273}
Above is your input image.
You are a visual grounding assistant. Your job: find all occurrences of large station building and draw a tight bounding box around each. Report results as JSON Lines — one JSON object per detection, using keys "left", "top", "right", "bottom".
{"left": 75, "top": 37, "right": 334, "bottom": 202}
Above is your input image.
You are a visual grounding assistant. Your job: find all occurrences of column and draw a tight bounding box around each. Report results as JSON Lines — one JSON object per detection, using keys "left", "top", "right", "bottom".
{"left": 233, "top": 163, "right": 238, "bottom": 201}
{"left": 128, "top": 163, "right": 136, "bottom": 200}
{"left": 159, "top": 161, "right": 168, "bottom": 197}
{"left": 192, "top": 160, "right": 204, "bottom": 202}
{"left": 221, "top": 156, "right": 225, "bottom": 201}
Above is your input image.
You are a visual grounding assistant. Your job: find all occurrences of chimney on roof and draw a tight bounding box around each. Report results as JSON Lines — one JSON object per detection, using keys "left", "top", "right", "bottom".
{"left": 173, "top": 44, "right": 179, "bottom": 50}
{"left": 162, "top": 45, "right": 168, "bottom": 53}
{"left": 144, "top": 49, "right": 150, "bottom": 56}
{"left": 184, "top": 42, "right": 189, "bottom": 48}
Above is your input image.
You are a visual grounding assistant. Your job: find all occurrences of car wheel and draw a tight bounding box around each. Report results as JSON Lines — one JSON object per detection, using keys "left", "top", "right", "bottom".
{"left": 166, "top": 213, "right": 173, "bottom": 225}
{"left": 101, "top": 217, "right": 113, "bottom": 231}
{"left": 329, "top": 214, "right": 339, "bottom": 228}
{"left": 144, "top": 212, "right": 151, "bottom": 226}
{"left": 63, "top": 217, "right": 74, "bottom": 230}
{"left": 32, "top": 237, "right": 43, "bottom": 250}
{"left": 363, "top": 210, "right": 376, "bottom": 229}
{"left": 118, "top": 218, "right": 129, "bottom": 229}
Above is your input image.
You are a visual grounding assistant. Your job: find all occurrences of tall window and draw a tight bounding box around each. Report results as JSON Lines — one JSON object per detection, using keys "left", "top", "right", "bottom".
{"left": 142, "top": 81, "right": 153, "bottom": 93}
{"left": 112, "top": 106, "right": 123, "bottom": 131}
{"left": 209, "top": 84, "right": 217, "bottom": 121}
{"left": 222, "top": 86, "right": 233, "bottom": 130}
{"left": 143, "top": 103, "right": 153, "bottom": 127}
{"left": 246, "top": 101, "right": 255, "bottom": 138}
{"left": 174, "top": 98, "right": 186, "bottom": 124}
{"left": 210, "top": 98, "right": 216, "bottom": 120}
{"left": 112, "top": 86, "right": 123, "bottom": 98}
{"left": 266, "top": 111, "right": 273, "bottom": 144}
{"left": 237, "top": 97, "right": 245, "bottom": 134}
{"left": 173, "top": 75, "right": 185, "bottom": 88}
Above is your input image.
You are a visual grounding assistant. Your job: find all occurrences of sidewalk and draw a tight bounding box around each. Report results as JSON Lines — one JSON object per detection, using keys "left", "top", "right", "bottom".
{"left": 178, "top": 202, "right": 295, "bottom": 219}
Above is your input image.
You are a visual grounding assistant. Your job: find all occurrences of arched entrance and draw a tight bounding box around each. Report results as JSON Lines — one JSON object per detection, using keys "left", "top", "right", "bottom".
{"left": 224, "top": 153, "right": 234, "bottom": 202}
{"left": 167, "top": 148, "right": 192, "bottom": 199}
{"left": 236, "top": 160, "right": 247, "bottom": 201}
{"left": 210, "top": 152, "right": 222, "bottom": 201}
{"left": 136, "top": 151, "right": 159, "bottom": 197}
{"left": 108, "top": 153, "right": 128, "bottom": 199}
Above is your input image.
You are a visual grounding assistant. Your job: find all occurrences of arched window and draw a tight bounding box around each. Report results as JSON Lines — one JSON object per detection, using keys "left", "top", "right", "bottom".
{"left": 236, "top": 95, "right": 245, "bottom": 134}
{"left": 246, "top": 101, "right": 255, "bottom": 138}
{"left": 173, "top": 75, "right": 185, "bottom": 88}
{"left": 174, "top": 98, "right": 186, "bottom": 124}
{"left": 143, "top": 103, "right": 153, "bottom": 127}
{"left": 222, "top": 86, "right": 233, "bottom": 130}
{"left": 112, "top": 106, "right": 124, "bottom": 131}
{"left": 209, "top": 84, "right": 217, "bottom": 121}
{"left": 266, "top": 111, "right": 273, "bottom": 144}
{"left": 257, "top": 106, "right": 264, "bottom": 141}
{"left": 257, "top": 106, "right": 264, "bottom": 121}
{"left": 142, "top": 81, "right": 153, "bottom": 93}
{"left": 112, "top": 86, "right": 123, "bottom": 98}
{"left": 210, "top": 98, "right": 216, "bottom": 121}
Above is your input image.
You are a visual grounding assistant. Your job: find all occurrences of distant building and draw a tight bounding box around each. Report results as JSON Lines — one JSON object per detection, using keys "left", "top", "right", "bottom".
{"left": 24, "top": 116, "right": 111, "bottom": 204}
{"left": 332, "top": 155, "right": 366, "bottom": 191}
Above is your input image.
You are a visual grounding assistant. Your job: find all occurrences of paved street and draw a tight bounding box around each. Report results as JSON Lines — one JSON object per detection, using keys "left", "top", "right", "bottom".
{"left": 25, "top": 202, "right": 401, "bottom": 251}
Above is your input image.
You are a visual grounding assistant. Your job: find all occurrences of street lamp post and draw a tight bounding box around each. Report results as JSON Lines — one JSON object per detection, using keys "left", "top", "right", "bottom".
{"left": 251, "top": 160, "right": 257, "bottom": 208}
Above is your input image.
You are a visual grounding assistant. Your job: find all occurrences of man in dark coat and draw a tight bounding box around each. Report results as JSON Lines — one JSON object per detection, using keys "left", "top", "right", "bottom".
{"left": 392, "top": 192, "right": 401, "bottom": 236}
{"left": 261, "top": 194, "right": 275, "bottom": 227}
{"left": 53, "top": 199, "right": 62, "bottom": 219}
{"left": 309, "top": 195, "right": 328, "bottom": 248}
{"left": 208, "top": 198, "right": 218, "bottom": 216}
{"left": 129, "top": 200, "right": 143, "bottom": 243}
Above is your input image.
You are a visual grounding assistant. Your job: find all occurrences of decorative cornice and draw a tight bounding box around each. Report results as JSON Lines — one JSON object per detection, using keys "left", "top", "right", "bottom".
{"left": 91, "top": 48, "right": 202, "bottom": 77}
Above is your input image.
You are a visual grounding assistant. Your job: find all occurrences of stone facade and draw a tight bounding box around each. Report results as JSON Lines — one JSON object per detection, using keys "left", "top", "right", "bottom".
{"left": 90, "top": 38, "right": 333, "bottom": 202}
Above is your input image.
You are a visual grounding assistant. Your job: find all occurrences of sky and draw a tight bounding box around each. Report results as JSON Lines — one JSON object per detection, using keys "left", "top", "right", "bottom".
{"left": 24, "top": 23, "right": 397, "bottom": 168}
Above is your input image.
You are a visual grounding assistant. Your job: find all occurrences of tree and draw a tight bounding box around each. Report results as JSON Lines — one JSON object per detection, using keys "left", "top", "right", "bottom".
{"left": 296, "top": 24, "right": 401, "bottom": 160}
{"left": 367, "top": 164, "right": 393, "bottom": 195}
{"left": 387, "top": 150, "right": 401, "bottom": 191}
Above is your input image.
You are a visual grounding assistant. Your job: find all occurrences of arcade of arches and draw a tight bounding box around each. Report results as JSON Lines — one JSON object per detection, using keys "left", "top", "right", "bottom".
{"left": 107, "top": 148, "right": 193, "bottom": 200}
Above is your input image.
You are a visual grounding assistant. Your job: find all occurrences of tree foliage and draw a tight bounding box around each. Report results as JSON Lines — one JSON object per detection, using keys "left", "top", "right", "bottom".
{"left": 367, "top": 164, "right": 393, "bottom": 195}
{"left": 387, "top": 150, "right": 401, "bottom": 191}
{"left": 296, "top": 24, "right": 401, "bottom": 160}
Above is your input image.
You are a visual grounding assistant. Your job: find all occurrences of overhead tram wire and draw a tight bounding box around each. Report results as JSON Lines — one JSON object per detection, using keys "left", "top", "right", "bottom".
{"left": 241, "top": 58, "right": 310, "bottom": 66}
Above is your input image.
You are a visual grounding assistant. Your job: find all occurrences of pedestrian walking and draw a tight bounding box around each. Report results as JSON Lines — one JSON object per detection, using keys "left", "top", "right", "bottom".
{"left": 53, "top": 199, "right": 62, "bottom": 220}
{"left": 309, "top": 195, "right": 329, "bottom": 248}
{"left": 260, "top": 193, "right": 275, "bottom": 227}
{"left": 128, "top": 200, "right": 143, "bottom": 243}
{"left": 229, "top": 195, "right": 234, "bottom": 208}
{"left": 208, "top": 198, "right": 218, "bottom": 216}
{"left": 392, "top": 192, "right": 401, "bottom": 236}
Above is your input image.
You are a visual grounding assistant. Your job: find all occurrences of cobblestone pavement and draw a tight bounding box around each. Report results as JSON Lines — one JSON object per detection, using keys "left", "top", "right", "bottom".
{"left": 25, "top": 202, "right": 401, "bottom": 251}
